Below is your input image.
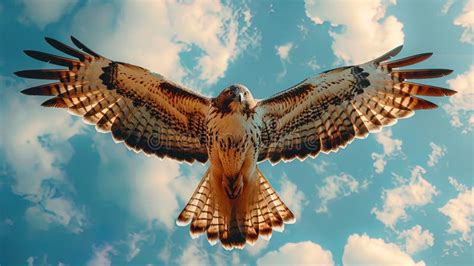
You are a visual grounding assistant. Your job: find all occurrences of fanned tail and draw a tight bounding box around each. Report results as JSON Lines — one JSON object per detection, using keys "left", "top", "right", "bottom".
{"left": 176, "top": 167, "right": 295, "bottom": 250}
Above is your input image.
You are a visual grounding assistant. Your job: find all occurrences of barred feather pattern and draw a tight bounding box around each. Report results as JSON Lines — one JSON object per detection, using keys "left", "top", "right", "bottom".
{"left": 176, "top": 167, "right": 294, "bottom": 250}
{"left": 15, "top": 36, "right": 211, "bottom": 163}
{"left": 257, "top": 45, "right": 456, "bottom": 164}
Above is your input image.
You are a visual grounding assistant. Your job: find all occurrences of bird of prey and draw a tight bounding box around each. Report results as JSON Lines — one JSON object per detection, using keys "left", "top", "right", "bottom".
{"left": 15, "top": 37, "right": 455, "bottom": 250}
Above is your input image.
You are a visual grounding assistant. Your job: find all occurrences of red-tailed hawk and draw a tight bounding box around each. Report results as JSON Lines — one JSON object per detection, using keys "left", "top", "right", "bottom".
{"left": 15, "top": 37, "right": 455, "bottom": 250}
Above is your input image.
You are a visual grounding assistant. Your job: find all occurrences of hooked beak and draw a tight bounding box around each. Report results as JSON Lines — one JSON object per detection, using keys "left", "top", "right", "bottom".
{"left": 238, "top": 92, "right": 244, "bottom": 103}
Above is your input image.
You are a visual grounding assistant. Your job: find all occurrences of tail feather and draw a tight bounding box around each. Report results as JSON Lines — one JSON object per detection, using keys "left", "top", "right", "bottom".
{"left": 176, "top": 167, "right": 295, "bottom": 250}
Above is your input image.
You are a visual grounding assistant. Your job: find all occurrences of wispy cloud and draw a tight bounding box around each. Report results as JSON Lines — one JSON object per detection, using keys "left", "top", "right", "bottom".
{"left": 304, "top": 0, "right": 404, "bottom": 64}
{"left": 18, "top": 0, "right": 77, "bottom": 29}
{"left": 371, "top": 128, "right": 403, "bottom": 174}
{"left": 427, "top": 142, "right": 447, "bottom": 167}
{"left": 71, "top": 0, "right": 260, "bottom": 88}
{"left": 275, "top": 42, "right": 294, "bottom": 80}
{"left": 372, "top": 166, "right": 438, "bottom": 228}
{"left": 316, "top": 173, "right": 368, "bottom": 213}
{"left": 279, "top": 174, "right": 307, "bottom": 219}
{"left": 443, "top": 65, "right": 474, "bottom": 132}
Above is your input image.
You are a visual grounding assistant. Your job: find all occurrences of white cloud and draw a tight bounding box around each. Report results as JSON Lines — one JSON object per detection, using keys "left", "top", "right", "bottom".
{"left": 247, "top": 238, "right": 269, "bottom": 256}
{"left": 306, "top": 56, "right": 321, "bottom": 71}
{"left": 86, "top": 244, "right": 116, "bottom": 266}
{"left": 342, "top": 234, "right": 426, "bottom": 266}
{"left": 439, "top": 187, "right": 473, "bottom": 245}
{"left": 442, "top": 0, "right": 456, "bottom": 14}
{"left": 427, "top": 142, "right": 447, "bottom": 167}
{"left": 375, "top": 129, "right": 403, "bottom": 156}
{"left": 93, "top": 134, "right": 195, "bottom": 230}
{"left": 371, "top": 129, "right": 403, "bottom": 174}
{"left": 279, "top": 175, "right": 306, "bottom": 219}
{"left": 316, "top": 173, "right": 368, "bottom": 213}
{"left": 448, "top": 176, "right": 468, "bottom": 192}
{"left": 257, "top": 241, "right": 334, "bottom": 266}
{"left": 25, "top": 196, "right": 86, "bottom": 234}
{"left": 398, "top": 225, "right": 435, "bottom": 254}
{"left": 18, "top": 0, "right": 77, "bottom": 29}
{"left": 371, "top": 153, "right": 387, "bottom": 174}
{"left": 26, "top": 256, "right": 34, "bottom": 266}
{"left": 443, "top": 65, "right": 474, "bottom": 132}
{"left": 125, "top": 232, "right": 150, "bottom": 262}
{"left": 304, "top": 0, "right": 404, "bottom": 64}
{"left": 453, "top": 0, "right": 474, "bottom": 44}
{"left": 275, "top": 42, "right": 294, "bottom": 80}
{"left": 177, "top": 242, "right": 210, "bottom": 265}
{"left": 276, "top": 42, "right": 294, "bottom": 61}
{"left": 372, "top": 166, "right": 438, "bottom": 228}
{"left": 72, "top": 0, "right": 259, "bottom": 87}
{"left": 311, "top": 160, "right": 331, "bottom": 175}
{"left": 0, "top": 77, "right": 86, "bottom": 233}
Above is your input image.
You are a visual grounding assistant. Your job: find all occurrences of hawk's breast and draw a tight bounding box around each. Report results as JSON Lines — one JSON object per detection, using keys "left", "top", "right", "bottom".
{"left": 207, "top": 110, "right": 260, "bottom": 177}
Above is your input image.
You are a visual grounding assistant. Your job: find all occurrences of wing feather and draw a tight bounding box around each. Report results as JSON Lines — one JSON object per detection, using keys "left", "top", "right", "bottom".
{"left": 16, "top": 36, "right": 211, "bottom": 163}
{"left": 257, "top": 48, "right": 455, "bottom": 164}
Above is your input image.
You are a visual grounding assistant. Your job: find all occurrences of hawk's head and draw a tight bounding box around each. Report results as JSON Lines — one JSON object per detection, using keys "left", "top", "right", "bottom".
{"left": 213, "top": 84, "right": 256, "bottom": 114}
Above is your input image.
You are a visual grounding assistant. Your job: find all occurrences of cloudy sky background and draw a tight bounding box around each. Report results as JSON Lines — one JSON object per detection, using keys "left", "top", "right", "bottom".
{"left": 0, "top": 0, "right": 473, "bottom": 265}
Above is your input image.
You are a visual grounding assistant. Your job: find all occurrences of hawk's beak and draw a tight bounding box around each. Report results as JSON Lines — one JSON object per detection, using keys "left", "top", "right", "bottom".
{"left": 238, "top": 92, "right": 244, "bottom": 103}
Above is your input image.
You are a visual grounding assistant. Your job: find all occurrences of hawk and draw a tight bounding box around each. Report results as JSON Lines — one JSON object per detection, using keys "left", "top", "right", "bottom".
{"left": 15, "top": 37, "right": 455, "bottom": 250}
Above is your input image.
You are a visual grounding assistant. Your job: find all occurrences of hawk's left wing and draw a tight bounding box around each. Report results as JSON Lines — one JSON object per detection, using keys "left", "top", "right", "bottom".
{"left": 257, "top": 46, "right": 456, "bottom": 164}
{"left": 15, "top": 37, "right": 211, "bottom": 163}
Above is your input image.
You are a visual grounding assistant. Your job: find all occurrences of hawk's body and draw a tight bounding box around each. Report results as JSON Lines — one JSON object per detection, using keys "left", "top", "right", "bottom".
{"left": 16, "top": 37, "right": 456, "bottom": 250}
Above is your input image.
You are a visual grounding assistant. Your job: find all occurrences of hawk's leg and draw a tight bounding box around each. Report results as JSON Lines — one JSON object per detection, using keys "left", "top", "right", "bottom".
{"left": 222, "top": 174, "right": 244, "bottom": 199}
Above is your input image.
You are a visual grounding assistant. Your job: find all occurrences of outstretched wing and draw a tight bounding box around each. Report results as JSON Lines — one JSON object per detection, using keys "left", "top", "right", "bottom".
{"left": 257, "top": 46, "right": 456, "bottom": 164}
{"left": 15, "top": 37, "right": 211, "bottom": 163}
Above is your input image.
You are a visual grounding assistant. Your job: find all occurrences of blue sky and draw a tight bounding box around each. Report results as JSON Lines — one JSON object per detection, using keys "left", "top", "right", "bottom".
{"left": 0, "top": 0, "right": 473, "bottom": 265}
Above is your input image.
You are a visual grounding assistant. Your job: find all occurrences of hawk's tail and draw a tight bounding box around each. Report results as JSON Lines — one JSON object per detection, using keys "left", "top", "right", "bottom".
{"left": 176, "top": 167, "right": 295, "bottom": 250}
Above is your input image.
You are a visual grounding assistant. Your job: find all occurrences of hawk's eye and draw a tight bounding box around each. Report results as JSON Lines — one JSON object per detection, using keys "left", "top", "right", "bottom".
{"left": 244, "top": 91, "right": 248, "bottom": 96}
{"left": 227, "top": 90, "right": 234, "bottom": 96}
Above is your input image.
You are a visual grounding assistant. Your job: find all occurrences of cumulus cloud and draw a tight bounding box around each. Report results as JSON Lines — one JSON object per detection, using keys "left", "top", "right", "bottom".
{"left": 18, "top": 0, "right": 77, "bottom": 29}
{"left": 304, "top": 0, "right": 404, "bottom": 64}
{"left": 439, "top": 187, "right": 473, "bottom": 245}
{"left": 93, "top": 134, "right": 196, "bottom": 230}
{"left": 443, "top": 65, "right": 474, "bottom": 132}
{"left": 453, "top": 0, "right": 474, "bottom": 44}
{"left": 279, "top": 175, "right": 306, "bottom": 219}
{"left": 372, "top": 166, "right": 438, "bottom": 228}
{"left": 316, "top": 173, "right": 368, "bottom": 213}
{"left": 343, "top": 234, "right": 426, "bottom": 266}
{"left": 0, "top": 77, "right": 86, "bottom": 233}
{"left": 86, "top": 244, "right": 116, "bottom": 266}
{"left": 427, "top": 142, "right": 447, "bottom": 167}
{"left": 371, "top": 128, "right": 403, "bottom": 174}
{"left": 72, "top": 0, "right": 259, "bottom": 87}
{"left": 257, "top": 241, "right": 334, "bottom": 265}
{"left": 398, "top": 225, "right": 435, "bottom": 254}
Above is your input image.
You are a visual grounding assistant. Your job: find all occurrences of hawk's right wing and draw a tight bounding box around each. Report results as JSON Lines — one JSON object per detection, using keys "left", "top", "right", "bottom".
{"left": 257, "top": 46, "right": 456, "bottom": 164}
{"left": 15, "top": 37, "right": 211, "bottom": 163}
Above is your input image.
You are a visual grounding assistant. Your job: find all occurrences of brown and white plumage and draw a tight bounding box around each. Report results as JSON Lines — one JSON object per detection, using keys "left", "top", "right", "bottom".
{"left": 15, "top": 37, "right": 455, "bottom": 250}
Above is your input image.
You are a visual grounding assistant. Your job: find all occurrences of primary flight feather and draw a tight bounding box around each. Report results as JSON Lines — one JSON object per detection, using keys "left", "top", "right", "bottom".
{"left": 15, "top": 36, "right": 456, "bottom": 250}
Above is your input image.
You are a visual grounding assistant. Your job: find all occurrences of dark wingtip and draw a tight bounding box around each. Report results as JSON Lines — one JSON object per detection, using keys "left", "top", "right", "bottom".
{"left": 21, "top": 88, "right": 35, "bottom": 95}
{"left": 14, "top": 70, "right": 29, "bottom": 78}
